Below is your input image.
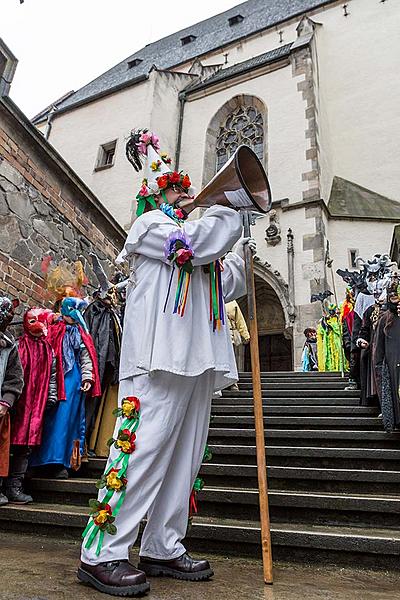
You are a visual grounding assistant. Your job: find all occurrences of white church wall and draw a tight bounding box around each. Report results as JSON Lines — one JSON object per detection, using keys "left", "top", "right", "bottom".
{"left": 314, "top": 0, "right": 400, "bottom": 202}
{"left": 328, "top": 219, "right": 395, "bottom": 300}
{"left": 181, "top": 64, "right": 309, "bottom": 206}
{"left": 47, "top": 79, "right": 154, "bottom": 229}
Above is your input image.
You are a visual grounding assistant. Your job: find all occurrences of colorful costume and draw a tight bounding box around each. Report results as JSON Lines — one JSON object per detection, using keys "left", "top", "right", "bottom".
{"left": 30, "top": 298, "right": 101, "bottom": 474}
{"left": 317, "top": 304, "right": 345, "bottom": 372}
{"left": 301, "top": 328, "right": 318, "bottom": 372}
{"left": 7, "top": 308, "right": 57, "bottom": 503}
{"left": 0, "top": 297, "right": 24, "bottom": 506}
{"left": 84, "top": 259, "right": 124, "bottom": 457}
{"left": 79, "top": 130, "right": 246, "bottom": 594}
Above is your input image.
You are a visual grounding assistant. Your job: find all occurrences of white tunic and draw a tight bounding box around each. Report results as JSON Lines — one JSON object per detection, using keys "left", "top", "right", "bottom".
{"left": 117, "top": 205, "right": 246, "bottom": 390}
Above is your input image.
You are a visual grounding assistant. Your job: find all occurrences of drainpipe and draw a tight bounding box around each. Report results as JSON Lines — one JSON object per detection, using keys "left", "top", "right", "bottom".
{"left": 44, "top": 105, "right": 57, "bottom": 140}
{"left": 175, "top": 91, "right": 186, "bottom": 170}
{"left": 287, "top": 228, "right": 295, "bottom": 308}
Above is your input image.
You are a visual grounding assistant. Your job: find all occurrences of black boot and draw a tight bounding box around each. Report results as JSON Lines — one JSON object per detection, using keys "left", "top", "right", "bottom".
{"left": 6, "top": 478, "right": 33, "bottom": 504}
{"left": 139, "top": 552, "right": 214, "bottom": 581}
{"left": 0, "top": 480, "right": 8, "bottom": 507}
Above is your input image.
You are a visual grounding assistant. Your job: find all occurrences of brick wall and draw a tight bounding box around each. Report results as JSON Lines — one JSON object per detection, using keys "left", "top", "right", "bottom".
{"left": 0, "top": 97, "right": 126, "bottom": 311}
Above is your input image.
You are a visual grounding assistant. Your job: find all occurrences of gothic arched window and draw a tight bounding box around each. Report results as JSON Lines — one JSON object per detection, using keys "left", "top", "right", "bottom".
{"left": 216, "top": 105, "right": 264, "bottom": 172}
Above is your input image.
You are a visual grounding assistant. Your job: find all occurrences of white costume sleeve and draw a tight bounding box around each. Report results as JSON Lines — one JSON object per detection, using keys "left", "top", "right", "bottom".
{"left": 221, "top": 253, "right": 246, "bottom": 302}
{"left": 117, "top": 205, "right": 242, "bottom": 265}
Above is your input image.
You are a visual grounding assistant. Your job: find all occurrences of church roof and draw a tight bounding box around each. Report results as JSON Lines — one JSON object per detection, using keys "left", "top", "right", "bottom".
{"left": 186, "top": 43, "right": 292, "bottom": 93}
{"left": 328, "top": 176, "right": 400, "bottom": 221}
{"left": 33, "top": 0, "right": 335, "bottom": 122}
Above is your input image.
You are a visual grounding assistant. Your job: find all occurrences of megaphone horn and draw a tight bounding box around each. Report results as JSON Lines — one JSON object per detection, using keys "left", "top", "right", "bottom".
{"left": 195, "top": 145, "right": 272, "bottom": 214}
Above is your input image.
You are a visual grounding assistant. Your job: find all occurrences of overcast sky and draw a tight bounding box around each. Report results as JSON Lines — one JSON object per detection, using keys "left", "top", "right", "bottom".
{"left": 2, "top": 0, "right": 240, "bottom": 118}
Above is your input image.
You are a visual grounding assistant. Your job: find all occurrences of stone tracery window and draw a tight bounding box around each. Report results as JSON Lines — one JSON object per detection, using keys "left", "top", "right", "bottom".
{"left": 216, "top": 105, "right": 264, "bottom": 172}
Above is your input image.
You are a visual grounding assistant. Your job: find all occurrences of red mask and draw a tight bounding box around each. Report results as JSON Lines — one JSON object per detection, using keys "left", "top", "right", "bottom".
{"left": 24, "top": 308, "right": 54, "bottom": 337}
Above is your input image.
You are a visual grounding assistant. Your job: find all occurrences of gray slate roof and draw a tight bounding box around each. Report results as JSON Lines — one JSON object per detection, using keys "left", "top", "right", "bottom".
{"left": 186, "top": 43, "right": 292, "bottom": 93}
{"left": 328, "top": 177, "right": 400, "bottom": 220}
{"left": 33, "top": 0, "right": 334, "bottom": 121}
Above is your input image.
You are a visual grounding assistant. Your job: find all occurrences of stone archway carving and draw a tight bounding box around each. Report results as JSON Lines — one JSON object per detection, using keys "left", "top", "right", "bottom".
{"left": 202, "top": 94, "right": 268, "bottom": 187}
{"left": 253, "top": 258, "right": 296, "bottom": 336}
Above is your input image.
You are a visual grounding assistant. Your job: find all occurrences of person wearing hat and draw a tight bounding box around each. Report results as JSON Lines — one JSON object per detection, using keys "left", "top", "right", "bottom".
{"left": 0, "top": 297, "right": 24, "bottom": 505}
{"left": 78, "top": 130, "right": 254, "bottom": 596}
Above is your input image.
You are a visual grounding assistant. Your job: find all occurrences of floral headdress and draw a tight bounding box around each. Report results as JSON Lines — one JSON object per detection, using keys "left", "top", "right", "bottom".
{"left": 125, "top": 129, "right": 194, "bottom": 217}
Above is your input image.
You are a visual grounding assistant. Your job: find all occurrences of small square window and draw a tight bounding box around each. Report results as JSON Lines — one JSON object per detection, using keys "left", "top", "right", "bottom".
{"left": 95, "top": 140, "right": 117, "bottom": 171}
{"left": 349, "top": 249, "right": 359, "bottom": 268}
{"left": 181, "top": 35, "right": 196, "bottom": 46}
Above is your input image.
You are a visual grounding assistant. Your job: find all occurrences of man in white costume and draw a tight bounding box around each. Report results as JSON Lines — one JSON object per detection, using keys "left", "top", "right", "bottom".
{"left": 78, "top": 130, "right": 254, "bottom": 596}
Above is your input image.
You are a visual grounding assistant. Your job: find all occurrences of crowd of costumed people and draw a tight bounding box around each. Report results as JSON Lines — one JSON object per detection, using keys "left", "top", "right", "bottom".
{"left": 301, "top": 253, "right": 400, "bottom": 432}
{"left": 0, "top": 255, "right": 126, "bottom": 506}
{"left": 0, "top": 252, "right": 250, "bottom": 509}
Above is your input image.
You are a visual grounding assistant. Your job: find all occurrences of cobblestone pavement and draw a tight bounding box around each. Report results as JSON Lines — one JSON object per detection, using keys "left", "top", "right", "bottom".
{"left": 1, "top": 532, "right": 400, "bottom": 600}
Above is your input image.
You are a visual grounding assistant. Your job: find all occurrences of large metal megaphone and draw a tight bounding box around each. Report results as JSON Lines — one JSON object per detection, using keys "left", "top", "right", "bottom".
{"left": 195, "top": 145, "right": 272, "bottom": 214}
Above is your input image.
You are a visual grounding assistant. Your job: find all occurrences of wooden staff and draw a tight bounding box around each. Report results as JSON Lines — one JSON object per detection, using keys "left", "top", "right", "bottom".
{"left": 242, "top": 210, "right": 273, "bottom": 584}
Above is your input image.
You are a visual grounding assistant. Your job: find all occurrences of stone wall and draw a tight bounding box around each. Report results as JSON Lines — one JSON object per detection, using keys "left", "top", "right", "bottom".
{"left": 0, "top": 96, "right": 126, "bottom": 311}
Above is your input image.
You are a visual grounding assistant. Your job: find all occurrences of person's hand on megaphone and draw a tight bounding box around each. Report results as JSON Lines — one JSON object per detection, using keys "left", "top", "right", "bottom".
{"left": 233, "top": 237, "right": 257, "bottom": 261}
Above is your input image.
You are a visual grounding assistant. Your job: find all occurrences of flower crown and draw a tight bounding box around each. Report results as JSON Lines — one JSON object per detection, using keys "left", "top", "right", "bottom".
{"left": 137, "top": 171, "right": 192, "bottom": 200}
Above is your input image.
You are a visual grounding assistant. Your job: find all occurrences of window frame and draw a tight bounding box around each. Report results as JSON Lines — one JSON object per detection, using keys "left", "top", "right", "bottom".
{"left": 348, "top": 248, "right": 359, "bottom": 269}
{"left": 94, "top": 139, "right": 118, "bottom": 172}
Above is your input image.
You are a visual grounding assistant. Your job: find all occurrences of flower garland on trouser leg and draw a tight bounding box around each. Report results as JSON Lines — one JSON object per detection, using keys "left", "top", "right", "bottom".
{"left": 82, "top": 396, "right": 141, "bottom": 556}
{"left": 189, "top": 445, "right": 213, "bottom": 519}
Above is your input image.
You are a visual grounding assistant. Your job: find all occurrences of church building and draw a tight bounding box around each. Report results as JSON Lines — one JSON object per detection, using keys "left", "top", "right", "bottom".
{"left": 32, "top": 0, "right": 400, "bottom": 368}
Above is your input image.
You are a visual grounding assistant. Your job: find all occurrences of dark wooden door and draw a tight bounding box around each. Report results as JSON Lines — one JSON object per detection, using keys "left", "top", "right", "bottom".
{"left": 245, "top": 333, "right": 293, "bottom": 371}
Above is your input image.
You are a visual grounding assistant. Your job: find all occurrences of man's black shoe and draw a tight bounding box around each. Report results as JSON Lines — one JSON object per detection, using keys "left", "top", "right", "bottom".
{"left": 77, "top": 560, "right": 150, "bottom": 597}
{"left": 138, "top": 552, "right": 214, "bottom": 581}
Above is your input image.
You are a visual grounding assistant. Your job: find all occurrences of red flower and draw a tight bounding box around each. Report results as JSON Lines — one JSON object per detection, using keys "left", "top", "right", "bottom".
{"left": 121, "top": 429, "right": 131, "bottom": 437}
{"left": 181, "top": 174, "right": 191, "bottom": 189}
{"left": 157, "top": 175, "right": 169, "bottom": 190}
{"left": 176, "top": 248, "right": 194, "bottom": 266}
{"left": 175, "top": 209, "right": 185, "bottom": 220}
{"left": 125, "top": 396, "right": 140, "bottom": 412}
{"left": 169, "top": 171, "right": 181, "bottom": 184}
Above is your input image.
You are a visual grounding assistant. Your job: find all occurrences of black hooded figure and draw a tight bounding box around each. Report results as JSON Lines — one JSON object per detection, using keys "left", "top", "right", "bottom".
{"left": 375, "top": 275, "right": 400, "bottom": 432}
{"left": 84, "top": 255, "right": 126, "bottom": 456}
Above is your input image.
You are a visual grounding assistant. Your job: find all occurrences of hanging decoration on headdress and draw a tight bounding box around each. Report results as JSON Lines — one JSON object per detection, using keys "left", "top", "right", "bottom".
{"left": 125, "top": 129, "right": 194, "bottom": 217}
{"left": 41, "top": 255, "right": 88, "bottom": 301}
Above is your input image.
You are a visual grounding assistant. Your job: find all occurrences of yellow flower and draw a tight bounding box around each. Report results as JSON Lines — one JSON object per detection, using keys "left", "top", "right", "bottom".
{"left": 106, "top": 472, "right": 123, "bottom": 491}
{"left": 95, "top": 510, "right": 109, "bottom": 525}
{"left": 122, "top": 400, "right": 135, "bottom": 417}
{"left": 116, "top": 439, "right": 131, "bottom": 453}
{"left": 150, "top": 161, "right": 160, "bottom": 172}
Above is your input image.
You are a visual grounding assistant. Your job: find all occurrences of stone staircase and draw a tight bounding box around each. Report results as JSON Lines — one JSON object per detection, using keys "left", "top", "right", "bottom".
{"left": 2, "top": 371, "right": 400, "bottom": 566}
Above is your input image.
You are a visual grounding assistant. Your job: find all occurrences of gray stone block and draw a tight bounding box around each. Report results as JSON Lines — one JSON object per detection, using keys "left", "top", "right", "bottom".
{"left": 6, "top": 191, "right": 36, "bottom": 221}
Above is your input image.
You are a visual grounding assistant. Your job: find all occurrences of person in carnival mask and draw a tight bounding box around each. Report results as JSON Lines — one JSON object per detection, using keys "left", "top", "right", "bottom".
{"left": 317, "top": 303, "right": 345, "bottom": 372}
{"left": 6, "top": 308, "right": 57, "bottom": 504}
{"left": 78, "top": 130, "right": 253, "bottom": 596}
{"left": 0, "top": 297, "right": 24, "bottom": 506}
{"left": 30, "top": 297, "right": 101, "bottom": 478}
{"left": 301, "top": 328, "right": 318, "bottom": 372}
{"left": 356, "top": 275, "right": 390, "bottom": 407}
{"left": 374, "top": 274, "right": 400, "bottom": 432}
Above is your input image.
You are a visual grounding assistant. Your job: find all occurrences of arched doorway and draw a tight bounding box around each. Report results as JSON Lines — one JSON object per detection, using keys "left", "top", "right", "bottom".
{"left": 239, "top": 274, "right": 293, "bottom": 372}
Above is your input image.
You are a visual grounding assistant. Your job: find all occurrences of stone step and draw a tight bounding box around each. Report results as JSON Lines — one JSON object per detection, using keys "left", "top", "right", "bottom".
{"left": 208, "top": 428, "right": 400, "bottom": 448}
{"left": 213, "top": 397, "right": 361, "bottom": 406}
{"left": 238, "top": 382, "right": 350, "bottom": 390}
{"left": 200, "top": 464, "right": 400, "bottom": 493}
{"left": 209, "top": 416, "right": 381, "bottom": 430}
{"left": 1, "top": 503, "right": 399, "bottom": 563}
{"left": 211, "top": 405, "right": 377, "bottom": 416}
{"left": 26, "top": 479, "right": 400, "bottom": 529}
{"left": 196, "top": 488, "right": 400, "bottom": 527}
{"left": 238, "top": 372, "right": 344, "bottom": 378}
{"left": 207, "top": 444, "right": 400, "bottom": 469}
{"left": 223, "top": 390, "right": 359, "bottom": 398}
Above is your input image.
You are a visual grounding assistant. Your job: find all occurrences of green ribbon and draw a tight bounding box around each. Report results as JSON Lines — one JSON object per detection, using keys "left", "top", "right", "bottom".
{"left": 136, "top": 194, "right": 157, "bottom": 217}
{"left": 210, "top": 262, "right": 219, "bottom": 320}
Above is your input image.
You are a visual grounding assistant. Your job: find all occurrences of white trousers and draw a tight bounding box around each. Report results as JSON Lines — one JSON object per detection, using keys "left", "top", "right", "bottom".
{"left": 81, "top": 370, "right": 214, "bottom": 564}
